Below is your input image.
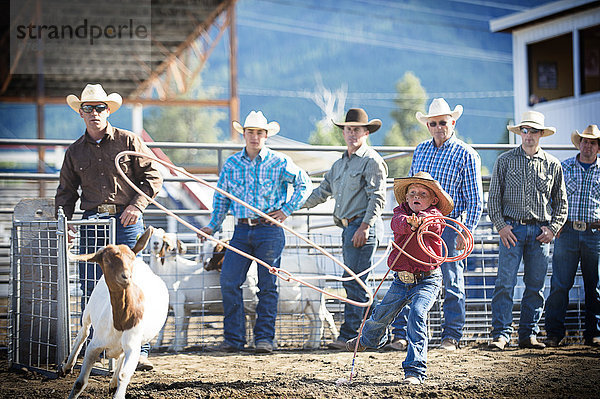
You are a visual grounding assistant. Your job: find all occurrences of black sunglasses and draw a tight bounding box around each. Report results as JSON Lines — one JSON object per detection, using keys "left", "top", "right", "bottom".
{"left": 520, "top": 126, "right": 541, "bottom": 135}
{"left": 428, "top": 121, "right": 448, "bottom": 127}
{"left": 81, "top": 104, "right": 108, "bottom": 113}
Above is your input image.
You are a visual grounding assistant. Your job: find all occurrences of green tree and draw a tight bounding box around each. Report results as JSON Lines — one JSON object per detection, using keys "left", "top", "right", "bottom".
{"left": 308, "top": 122, "right": 345, "bottom": 146}
{"left": 384, "top": 72, "right": 430, "bottom": 178}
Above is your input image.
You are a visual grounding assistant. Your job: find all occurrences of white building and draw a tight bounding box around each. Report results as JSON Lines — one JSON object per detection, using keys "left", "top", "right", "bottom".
{"left": 491, "top": 0, "right": 600, "bottom": 156}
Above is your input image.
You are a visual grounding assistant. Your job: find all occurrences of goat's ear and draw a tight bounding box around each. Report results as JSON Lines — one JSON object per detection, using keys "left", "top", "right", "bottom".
{"left": 68, "top": 248, "right": 104, "bottom": 264}
{"left": 177, "top": 240, "right": 187, "bottom": 254}
{"left": 132, "top": 226, "right": 154, "bottom": 255}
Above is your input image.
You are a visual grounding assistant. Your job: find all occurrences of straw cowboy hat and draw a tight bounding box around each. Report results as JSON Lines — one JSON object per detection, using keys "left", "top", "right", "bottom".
{"left": 507, "top": 110, "right": 556, "bottom": 137}
{"left": 232, "top": 110, "right": 280, "bottom": 137}
{"left": 333, "top": 108, "right": 381, "bottom": 133}
{"left": 571, "top": 124, "right": 600, "bottom": 150}
{"left": 393, "top": 171, "right": 454, "bottom": 216}
{"left": 66, "top": 84, "right": 122, "bottom": 114}
{"left": 415, "top": 98, "right": 463, "bottom": 126}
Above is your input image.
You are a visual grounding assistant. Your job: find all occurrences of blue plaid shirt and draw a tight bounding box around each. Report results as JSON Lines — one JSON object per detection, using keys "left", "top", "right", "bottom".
{"left": 207, "top": 147, "right": 311, "bottom": 231}
{"left": 562, "top": 155, "right": 600, "bottom": 222}
{"left": 410, "top": 136, "right": 483, "bottom": 232}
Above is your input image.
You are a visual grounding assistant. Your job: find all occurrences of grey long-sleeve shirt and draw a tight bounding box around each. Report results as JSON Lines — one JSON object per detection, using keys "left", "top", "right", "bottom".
{"left": 303, "top": 143, "right": 388, "bottom": 227}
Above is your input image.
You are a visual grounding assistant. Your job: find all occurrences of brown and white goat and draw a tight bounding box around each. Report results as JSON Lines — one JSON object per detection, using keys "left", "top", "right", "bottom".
{"left": 58, "top": 227, "right": 168, "bottom": 399}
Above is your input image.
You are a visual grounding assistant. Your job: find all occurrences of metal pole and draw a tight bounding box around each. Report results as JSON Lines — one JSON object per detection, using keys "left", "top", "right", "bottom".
{"left": 228, "top": 0, "right": 239, "bottom": 141}
{"left": 35, "top": 0, "right": 46, "bottom": 197}
{"left": 56, "top": 207, "right": 71, "bottom": 364}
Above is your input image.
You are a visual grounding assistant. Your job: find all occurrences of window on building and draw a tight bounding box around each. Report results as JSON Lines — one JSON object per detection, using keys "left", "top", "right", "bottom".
{"left": 527, "top": 33, "right": 573, "bottom": 104}
{"left": 580, "top": 24, "right": 600, "bottom": 95}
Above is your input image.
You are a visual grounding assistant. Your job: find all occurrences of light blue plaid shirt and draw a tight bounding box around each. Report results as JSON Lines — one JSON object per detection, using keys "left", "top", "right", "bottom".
{"left": 562, "top": 155, "right": 600, "bottom": 222}
{"left": 410, "top": 136, "right": 484, "bottom": 232}
{"left": 207, "top": 147, "right": 310, "bottom": 231}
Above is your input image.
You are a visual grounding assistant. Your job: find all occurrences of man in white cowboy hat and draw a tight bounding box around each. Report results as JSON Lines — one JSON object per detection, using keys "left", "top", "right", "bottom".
{"left": 303, "top": 108, "right": 388, "bottom": 349}
{"left": 545, "top": 124, "right": 600, "bottom": 348}
{"left": 487, "top": 110, "right": 568, "bottom": 351}
{"left": 389, "top": 98, "right": 483, "bottom": 352}
{"left": 55, "top": 83, "right": 163, "bottom": 370}
{"left": 199, "top": 110, "right": 310, "bottom": 353}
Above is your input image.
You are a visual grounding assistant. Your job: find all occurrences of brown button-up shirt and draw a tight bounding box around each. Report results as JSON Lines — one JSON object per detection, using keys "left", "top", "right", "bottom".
{"left": 55, "top": 123, "right": 163, "bottom": 219}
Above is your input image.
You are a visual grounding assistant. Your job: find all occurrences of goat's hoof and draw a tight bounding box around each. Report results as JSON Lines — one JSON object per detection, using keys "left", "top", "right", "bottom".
{"left": 57, "top": 363, "right": 70, "bottom": 377}
{"left": 108, "top": 386, "right": 117, "bottom": 395}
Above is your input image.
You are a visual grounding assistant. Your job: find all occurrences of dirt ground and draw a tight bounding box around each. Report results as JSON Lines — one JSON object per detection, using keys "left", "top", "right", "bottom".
{"left": 1, "top": 343, "right": 600, "bottom": 399}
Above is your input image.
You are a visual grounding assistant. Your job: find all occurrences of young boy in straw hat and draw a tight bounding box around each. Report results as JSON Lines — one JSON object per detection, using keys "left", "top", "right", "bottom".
{"left": 346, "top": 171, "right": 454, "bottom": 384}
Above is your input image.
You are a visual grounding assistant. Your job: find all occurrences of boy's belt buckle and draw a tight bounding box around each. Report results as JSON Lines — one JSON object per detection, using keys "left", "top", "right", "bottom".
{"left": 573, "top": 221, "right": 587, "bottom": 232}
{"left": 98, "top": 204, "right": 117, "bottom": 214}
{"left": 397, "top": 270, "right": 416, "bottom": 284}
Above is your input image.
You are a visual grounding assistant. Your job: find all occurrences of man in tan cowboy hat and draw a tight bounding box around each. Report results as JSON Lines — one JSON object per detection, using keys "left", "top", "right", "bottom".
{"left": 346, "top": 171, "right": 452, "bottom": 384}
{"left": 545, "top": 124, "right": 600, "bottom": 348}
{"left": 488, "top": 110, "right": 568, "bottom": 351}
{"left": 55, "top": 83, "right": 163, "bottom": 370}
{"left": 303, "top": 108, "right": 388, "bottom": 349}
{"left": 390, "top": 98, "right": 483, "bottom": 352}
{"left": 199, "top": 110, "right": 310, "bottom": 354}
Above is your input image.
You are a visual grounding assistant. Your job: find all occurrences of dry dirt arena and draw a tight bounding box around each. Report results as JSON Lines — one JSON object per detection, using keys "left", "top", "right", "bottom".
{"left": 1, "top": 343, "right": 599, "bottom": 398}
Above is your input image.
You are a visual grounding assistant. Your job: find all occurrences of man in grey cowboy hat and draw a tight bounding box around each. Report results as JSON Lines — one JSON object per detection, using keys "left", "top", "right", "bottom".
{"left": 487, "top": 110, "right": 568, "bottom": 351}
{"left": 303, "top": 108, "right": 388, "bottom": 349}
{"left": 545, "top": 124, "right": 600, "bottom": 348}
{"left": 55, "top": 83, "right": 163, "bottom": 370}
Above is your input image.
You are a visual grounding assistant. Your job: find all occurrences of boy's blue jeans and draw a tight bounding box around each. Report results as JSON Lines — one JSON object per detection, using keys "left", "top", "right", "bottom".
{"left": 545, "top": 224, "right": 600, "bottom": 341}
{"left": 220, "top": 223, "right": 285, "bottom": 349}
{"left": 360, "top": 272, "right": 442, "bottom": 381}
{"left": 391, "top": 226, "right": 465, "bottom": 343}
{"left": 491, "top": 220, "right": 550, "bottom": 342}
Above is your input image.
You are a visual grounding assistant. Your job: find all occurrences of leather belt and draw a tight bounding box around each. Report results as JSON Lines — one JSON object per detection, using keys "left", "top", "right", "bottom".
{"left": 567, "top": 220, "right": 600, "bottom": 232}
{"left": 96, "top": 204, "right": 125, "bottom": 214}
{"left": 396, "top": 269, "right": 440, "bottom": 284}
{"left": 506, "top": 218, "right": 539, "bottom": 225}
{"left": 237, "top": 218, "right": 264, "bottom": 226}
{"left": 340, "top": 215, "right": 360, "bottom": 227}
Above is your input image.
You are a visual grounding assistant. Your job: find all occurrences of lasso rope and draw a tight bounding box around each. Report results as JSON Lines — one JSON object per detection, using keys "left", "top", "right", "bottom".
{"left": 115, "top": 151, "right": 374, "bottom": 308}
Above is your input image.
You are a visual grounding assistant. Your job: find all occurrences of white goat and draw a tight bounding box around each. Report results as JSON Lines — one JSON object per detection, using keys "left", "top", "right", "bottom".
{"left": 275, "top": 254, "right": 339, "bottom": 349}
{"left": 148, "top": 228, "right": 258, "bottom": 352}
{"left": 58, "top": 227, "right": 168, "bottom": 399}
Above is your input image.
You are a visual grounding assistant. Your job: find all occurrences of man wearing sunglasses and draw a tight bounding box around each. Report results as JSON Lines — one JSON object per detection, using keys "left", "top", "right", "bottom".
{"left": 487, "top": 111, "right": 567, "bottom": 350}
{"left": 545, "top": 124, "right": 600, "bottom": 348}
{"left": 55, "top": 83, "right": 163, "bottom": 369}
{"left": 388, "top": 98, "right": 483, "bottom": 352}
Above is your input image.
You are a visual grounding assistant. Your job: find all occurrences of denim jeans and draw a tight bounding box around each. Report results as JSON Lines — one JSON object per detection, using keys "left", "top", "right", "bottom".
{"left": 360, "top": 272, "right": 442, "bottom": 381}
{"left": 79, "top": 211, "right": 149, "bottom": 356}
{"left": 220, "top": 223, "right": 284, "bottom": 349}
{"left": 545, "top": 224, "right": 600, "bottom": 341}
{"left": 338, "top": 218, "right": 383, "bottom": 341}
{"left": 391, "top": 225, "right": 465, "bottom": 342}
{"left": 491, "top": 220, "right": 550, "bottom": 342}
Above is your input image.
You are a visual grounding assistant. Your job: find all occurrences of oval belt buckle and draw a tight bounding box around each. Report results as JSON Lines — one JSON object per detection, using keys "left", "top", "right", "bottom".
{"left": 573, "top": 221, "right": 586, "bottom": 232}
{"left": 397, "top": 270, "right": 415, "bottom": 284}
